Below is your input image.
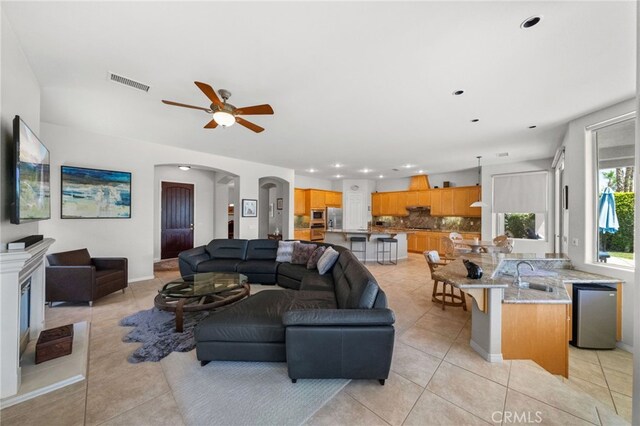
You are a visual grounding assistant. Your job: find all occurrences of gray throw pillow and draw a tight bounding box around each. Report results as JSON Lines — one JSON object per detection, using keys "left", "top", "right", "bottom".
{"left": 306, "top": 246, "right": 327, "bottom": 269}
{"left": 317, "top": 247, "right": 340, "bottom": 275}
{"left": 276, "top": 241, "right": 299, "bottom": 263}
{"left": 291, "top": 242, "right": 318, "bottom": 265}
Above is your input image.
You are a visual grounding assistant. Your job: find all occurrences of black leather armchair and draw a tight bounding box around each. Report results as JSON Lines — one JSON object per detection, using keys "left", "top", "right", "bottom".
{"left": 46, "top": 248, "right": 128, "bottom": 306}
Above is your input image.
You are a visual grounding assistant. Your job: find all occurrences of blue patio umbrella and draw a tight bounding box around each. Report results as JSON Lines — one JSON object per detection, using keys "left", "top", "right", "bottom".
{"left": 598, "top": 187, "right": 619, "bottom": 233}
{"left": 598, "top": 187, "right": 619, "bottom": 256}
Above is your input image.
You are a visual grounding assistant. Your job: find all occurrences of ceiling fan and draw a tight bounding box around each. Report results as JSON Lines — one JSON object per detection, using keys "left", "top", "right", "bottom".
{"left": 162, "top": 81, "right": 274, "bottom": 133}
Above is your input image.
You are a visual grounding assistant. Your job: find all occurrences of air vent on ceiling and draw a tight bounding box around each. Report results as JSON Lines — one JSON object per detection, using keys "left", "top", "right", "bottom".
{"left": 108, "top": 72, "right": 150, "bottom": 92}
{"left": 392, "top": 168, "right": 400, "bottom": 172}
{"left": 496, "top": 152, "right": 509, "bottom": 158}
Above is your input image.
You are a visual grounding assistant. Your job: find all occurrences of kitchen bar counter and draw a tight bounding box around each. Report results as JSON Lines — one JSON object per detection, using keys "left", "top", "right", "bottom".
{"left": 323, "top": 229, "right": 409, "bottom": 262}
{"left": 431, "top": 253, "right": 623, "bottom": 375}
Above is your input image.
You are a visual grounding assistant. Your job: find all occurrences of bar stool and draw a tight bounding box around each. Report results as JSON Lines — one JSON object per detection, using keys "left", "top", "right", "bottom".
{"left": 376, "top": 237, "right": 398, "bottom": 265}
{"left": 350, "top": 236, "right": 367, "bottom": 263}
{"left": 424, "top": 251, "right": 467, "bottom": 311}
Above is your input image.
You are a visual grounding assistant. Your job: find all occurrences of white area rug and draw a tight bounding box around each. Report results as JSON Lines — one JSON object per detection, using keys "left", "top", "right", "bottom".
{"left": 162, "top": 350, "right": 349, "bottom": 426}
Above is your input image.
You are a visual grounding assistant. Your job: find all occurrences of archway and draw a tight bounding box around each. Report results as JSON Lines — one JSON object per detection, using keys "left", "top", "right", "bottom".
{"left": 258, "top": 176, "right": 291, "bottom": 239}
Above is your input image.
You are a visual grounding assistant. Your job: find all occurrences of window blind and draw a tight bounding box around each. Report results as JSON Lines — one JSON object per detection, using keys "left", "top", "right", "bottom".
{"left": 492, "top": 171, "right": 548, "bottom": 213}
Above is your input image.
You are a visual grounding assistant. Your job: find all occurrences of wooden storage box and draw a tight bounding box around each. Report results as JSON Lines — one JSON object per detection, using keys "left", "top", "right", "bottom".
{"left": 35, "top": 324, "right": 74, "bottom": 364}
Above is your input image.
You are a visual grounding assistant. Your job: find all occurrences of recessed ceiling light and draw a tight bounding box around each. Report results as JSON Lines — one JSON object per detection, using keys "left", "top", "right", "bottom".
{"left": 178, "top": 165, "right": 191, "bottom": 171}
{"left": 403, "top": 164, "right": 414, "bottom": 169}
{"left": 333, "top": 163, "right": 342, "bottom": 168}
{"left": 335, "top": 174, "right": 342, "bottom": 178}
{"left": 452, "top": 90, "right": 464, "bottom": 96}
{"left": 529, "top": 125, "right": 537, "bottom": 129}
{"left": 471, "top": 119, "right": 480, "bottom": 123}
{"left": 418, "top": 170, "right": 424, "bottom": 174}
{"left": 362, "top": 168, "right": 371, "bottom": 173}
{"left": 379, "top": 175, "right": 384, "bottom": 179}
{"left": 308, "top": 168, "right": 316, "bottom": 173}
{"left": 521, "top": 15, "right": 542, "bottom": 29}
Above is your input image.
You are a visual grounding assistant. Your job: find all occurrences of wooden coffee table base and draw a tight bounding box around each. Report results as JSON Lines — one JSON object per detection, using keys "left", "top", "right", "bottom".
{"left": 154, "top": 284, "right": 250, "bottom": 332}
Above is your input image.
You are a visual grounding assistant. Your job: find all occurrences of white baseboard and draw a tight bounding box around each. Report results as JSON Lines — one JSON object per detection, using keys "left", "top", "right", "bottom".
{"left": 616, "top": 341, "right": 633, "bottom": 353}
{"left": 128, "top": 275, "right": 155, "bottom": 283}
{"left": 470, "top": 339, "right": 503, "bottom": 363}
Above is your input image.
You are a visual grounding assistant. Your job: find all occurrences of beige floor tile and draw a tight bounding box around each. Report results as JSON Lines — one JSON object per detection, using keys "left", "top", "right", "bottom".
{"left": 403, "top": 389, "right": 490, "bottom": 426}
{"left": 610, "top": 392, "right": 632, "bottom": 422}
{"left": 390, "top": 341, "right": 441, "bottom": 387}
{"left": 568, "top": 357, "right": 607, "bottom": 388}
{"left": 597, "top": 349, "right": 633, "bottom": 375}
{"left": 444, "top": 341, "right": 511, "bottom": 386}
{"left": 99, "top": 391, "right": 185, "bottom": 426}
{"left": 508, "top": 360, "right": 600, "bottom": 424}
{"left": 596, "top": 405, "right": 631, "bottom": 426}
{"left": 455, "top": 323, "right": 472, "bottom": 343}
{"left": 399, "top": 325, "right": 455, "bottom": 359}
{"left": 426, "top": 361, "right": 506, "bottom": 423}
{"left": 86, "top": 350, "right": 170, "bottom": 425}
{"left": 346, "top": 371, "right": 423, "bottom": 425}
{"left": 0, "top": 390, "right": 85, "bottom": 426}
{"left": 305, "top": 389, "right": 389, "bottom": 426}
{"left": 603, "top": 367, "right": 633, "bottom": 397}
{"left": 0, "top": 381, "right": 86, "bottom": 421}
{"left": 427, "top": 301, "right": 471, "bottom": 322}
{"left": 564, "top": 376, "right": 615, "bottom": 410}
{"left": 569, "top": 346, "right": 600, "bottom": 365}
{"left": 413, "top": 311, "right": 467, "bottom": 337}
{"left": 503, "top": 389, "right": 592, "bottom": 425}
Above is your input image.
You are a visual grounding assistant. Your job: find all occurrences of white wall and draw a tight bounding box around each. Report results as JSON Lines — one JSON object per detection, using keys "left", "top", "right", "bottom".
{"left": 294, "top": 174, "right": 333, "bottom": 190}
{"left": 153, "top": 166, "right": 216, "bottom": 261}
{"left": 39, "top": 122, "right": 294, "bottom": 281}
{"left": 481, "top": 158, "right": 555, "bottom": 255}
{"left": 374, "top": 169, "right": 478, "bottom": 192}
{"left": 0, "top": 10, "right": 42, "bottom": 244}
{"left": 561, "top": 97, "right": 636, "bottom": 349}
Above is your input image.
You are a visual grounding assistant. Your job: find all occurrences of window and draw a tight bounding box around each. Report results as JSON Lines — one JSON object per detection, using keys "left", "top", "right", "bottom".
{"left": 493, "top": 171, "right": 548, "bottom": 240}
{"left": 593, "top": 115, "right": 635, "bottom": 267}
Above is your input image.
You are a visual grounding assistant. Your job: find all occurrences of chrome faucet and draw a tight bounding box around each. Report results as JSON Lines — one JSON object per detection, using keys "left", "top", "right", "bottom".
{"left": 515, "top": 261, "right": 534, "bottom": 287}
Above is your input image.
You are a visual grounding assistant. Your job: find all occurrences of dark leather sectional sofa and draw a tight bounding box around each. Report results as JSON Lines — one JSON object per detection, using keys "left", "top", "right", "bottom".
{"left": 178, "top": 239, "right": 395, "bottom": 384}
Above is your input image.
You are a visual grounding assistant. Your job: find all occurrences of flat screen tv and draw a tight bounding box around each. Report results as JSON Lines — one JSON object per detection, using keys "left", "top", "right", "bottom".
{"left": 11, "top": 116, "right": 51, "bottom": 224}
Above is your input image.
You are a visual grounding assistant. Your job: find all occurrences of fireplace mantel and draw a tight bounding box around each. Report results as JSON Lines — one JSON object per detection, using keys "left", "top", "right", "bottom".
{"left": 0, "top": 238, "right": 55, "bottom": 399}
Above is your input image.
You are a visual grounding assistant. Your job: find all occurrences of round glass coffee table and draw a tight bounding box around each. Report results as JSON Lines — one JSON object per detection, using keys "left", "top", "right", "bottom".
{"left": 154, "top": 272, "right": 250, "bottom": 332}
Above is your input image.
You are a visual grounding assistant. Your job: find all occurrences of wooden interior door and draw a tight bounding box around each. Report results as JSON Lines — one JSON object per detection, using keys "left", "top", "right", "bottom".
{"left": 161, "top": 182, "right": 194, "bottom": 259}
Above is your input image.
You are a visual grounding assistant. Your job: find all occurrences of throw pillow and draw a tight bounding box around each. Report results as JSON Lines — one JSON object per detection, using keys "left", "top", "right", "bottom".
{"left": 291, "top": 242, "right": 318, "bottom": 265}
{"left": 275, "top": 241, "right": 299, "bottom": 263}
{"left": 306, "top": 246, "right": 327, "bottom": 269}
{"left": 317, "top": 247, "right": 340, "bottom": 275}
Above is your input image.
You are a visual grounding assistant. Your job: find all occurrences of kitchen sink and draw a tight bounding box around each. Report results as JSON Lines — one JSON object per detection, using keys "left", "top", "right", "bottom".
{"left": 517, "top": 282, "right": 554, "bottom": 293}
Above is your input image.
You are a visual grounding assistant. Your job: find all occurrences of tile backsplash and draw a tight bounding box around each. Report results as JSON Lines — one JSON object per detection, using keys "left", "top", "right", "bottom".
{"left": 294, "top": 215, "right": 309, "bottom": 228}
{"left": 375, "top": 210, "right": 480, "bottom": 232}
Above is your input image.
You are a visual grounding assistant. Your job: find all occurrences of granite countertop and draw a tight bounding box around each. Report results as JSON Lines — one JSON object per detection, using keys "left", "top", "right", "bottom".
{"left": 432, "top": 254, "right": 623, "bottom": 304}
{"left": 325, "top": 228, "right": 411, "bottom": 234}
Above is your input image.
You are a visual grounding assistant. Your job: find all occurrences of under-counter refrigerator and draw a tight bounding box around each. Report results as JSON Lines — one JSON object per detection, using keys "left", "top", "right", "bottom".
{"left": 326, "top": 208, "right": 343, "bottom": 230}
{"left": 571, "top": 284, "right": 617, "bottom": 349}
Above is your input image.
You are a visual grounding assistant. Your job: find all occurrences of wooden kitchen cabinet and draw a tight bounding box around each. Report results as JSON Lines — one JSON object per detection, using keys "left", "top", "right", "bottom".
{"left": 294, "top": 188, "right": 307, "bottom": 215}
{"left": 417, "top": 190, "right": 431, "bottom": 206}
{"left": 395, "top": 192, "right": 408, "bottom": 216}
{"left": 430, "top": 187, "right": 481, "bottom": 217}
{"left": 325, "top": 191, "right": 342, "bottom": 207}
{"left": 294, "top": 229, "right": 311, "bottom": 240}
{"left": 372, "top": 193, "right": 382, "bottom": 216}
{"left": 307, "top": 190, "right": 326, "bottom": 210}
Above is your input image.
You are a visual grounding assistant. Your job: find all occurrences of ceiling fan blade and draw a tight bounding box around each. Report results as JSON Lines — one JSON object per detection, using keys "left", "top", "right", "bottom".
{"left": 194, "top": 81, "right": 224, "bottom": 108}
{"left": 235, "top": 104, "right": 274, "bottom": 116}
{"left": 236, "top": 117, "right": 265, "bottom": 133}
{"left": 204, "top": 119, "right": 218, "bottom": 129}
{"left": 162, "top": 100, "right": 211, "bottom": 112}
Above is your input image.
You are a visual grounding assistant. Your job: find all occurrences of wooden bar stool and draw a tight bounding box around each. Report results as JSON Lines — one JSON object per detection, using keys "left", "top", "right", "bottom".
{"left": 424, "top": 250, "right": 467, "bottom": 311}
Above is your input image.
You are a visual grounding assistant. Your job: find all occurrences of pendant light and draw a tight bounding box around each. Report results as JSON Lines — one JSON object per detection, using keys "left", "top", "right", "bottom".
{"left": 470, "top": 156, "right": 488, "bottom": 208}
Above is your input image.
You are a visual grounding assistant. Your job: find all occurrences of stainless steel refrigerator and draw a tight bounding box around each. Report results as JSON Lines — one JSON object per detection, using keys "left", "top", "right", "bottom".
{"left": 326, "top": 208, "right": 343, "bottom": 230}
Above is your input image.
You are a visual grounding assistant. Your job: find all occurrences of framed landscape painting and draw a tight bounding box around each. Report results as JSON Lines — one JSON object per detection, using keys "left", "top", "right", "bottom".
{"left": 61, "top": 166, "right": 131, "bottom": 219}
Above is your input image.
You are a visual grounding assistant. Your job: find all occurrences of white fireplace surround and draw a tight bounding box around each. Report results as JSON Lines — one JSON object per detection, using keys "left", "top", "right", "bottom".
{"left": 0, "top": 238, "right": 55, "bottom": 399}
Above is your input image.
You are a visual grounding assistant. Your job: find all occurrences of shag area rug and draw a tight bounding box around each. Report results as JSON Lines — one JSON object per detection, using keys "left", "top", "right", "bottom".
{"left": 162, "top": 350, "right": 350, "bottom": 426}
{"left": 119, "top": 308, "right": 208, "bottom": 363}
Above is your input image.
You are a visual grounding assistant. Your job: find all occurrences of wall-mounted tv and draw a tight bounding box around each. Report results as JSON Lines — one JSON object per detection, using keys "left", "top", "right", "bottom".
{"left": 11, "top": 116, "right": 51, "bottom": 224}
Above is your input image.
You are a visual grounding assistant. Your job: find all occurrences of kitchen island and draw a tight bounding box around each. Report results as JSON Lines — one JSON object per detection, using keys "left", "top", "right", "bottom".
{"left": 323, "top": 229, "right": 411, "bottom": 263}
{"left": 432, "top": 254, "right": 623, "bottom": 377}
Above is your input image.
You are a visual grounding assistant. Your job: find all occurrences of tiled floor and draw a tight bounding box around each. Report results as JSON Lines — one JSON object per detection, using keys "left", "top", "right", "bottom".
{"left": 0, "top": 254, "right": 632, "bottom": 425}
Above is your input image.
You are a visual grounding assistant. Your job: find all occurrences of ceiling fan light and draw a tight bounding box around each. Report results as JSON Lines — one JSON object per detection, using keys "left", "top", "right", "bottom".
{"left": 470, "top": 200, "right": 487, "bottom": 208}
{"left": 213, "top": 111, "right": 235, "bottom": 127}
